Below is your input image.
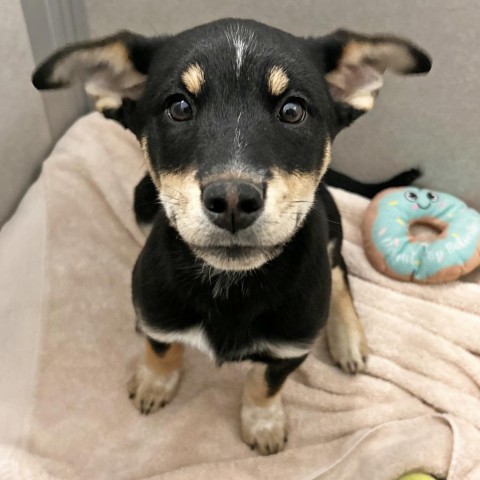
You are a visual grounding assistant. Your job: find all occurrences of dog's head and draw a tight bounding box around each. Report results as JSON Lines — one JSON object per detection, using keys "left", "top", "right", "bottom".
{"left": 33, "top": 19, "right": 431, "bottom": 271}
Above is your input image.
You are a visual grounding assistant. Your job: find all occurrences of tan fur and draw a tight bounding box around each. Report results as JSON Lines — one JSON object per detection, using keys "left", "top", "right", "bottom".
{"left": 127, "top": 341, "right": 184, "bottom": 414}
{"left": 93, "top": 96, "right": 123, "bottom": 112}
{"left": 267, "top": 166, "right": 319, "bottom": 226}
{"left": 156, "top": 169, "right": 198, "bottom": 230}
{"left": 241, "top": 364, "right": 287, "bottom": 455}
{"left": 267, "top": 66, "right": 289, "bottom": 96}
{"left": 145, "top": 143, "right": 331, "bottom": 271}
{"left": 341, "top": 40, "right": 415, "bottom": 74}
{"left": 325, "top": 39, "right": 415, "bottom": 111}
{"left": 243, "top": 364, "right": 276, "bottom": 408}
{"left": 327, "top": 266, "right": 368, "bottom": 374}
{"left": 145, "top": 341, "right": 184, "bottom": 376}
{"left": 269, "top": 138, "right": 330, "bottom": 216}
{"left": 140, "top": 135, "right": 158, "bottom": 183}
{"left": 325, "top": 59, "right": 381, "bottom": 111}
{"left": 269, "top": 169, "right": 317, "bottom": 204}
{"left": 54, "top": 41, "right": 146, "bottom": 109}
{"left": 154, "top": 168, "right": 278, "bottom": 272}
{"left": 319, "top": 139, "right": 332, "bottom": 180}
{"left": 192, "top": 246, "right": 282, "bottom": 271}
{"left": 181, "top": 63, "right": 205, "bottom": 95}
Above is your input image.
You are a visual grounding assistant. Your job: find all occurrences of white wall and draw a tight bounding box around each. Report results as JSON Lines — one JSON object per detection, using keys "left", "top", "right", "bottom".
{"left": 84, "top": 0, "right": 479, "bottom": 208}
{"left": 0, "top": 1, "right": 52, "bottom": 225}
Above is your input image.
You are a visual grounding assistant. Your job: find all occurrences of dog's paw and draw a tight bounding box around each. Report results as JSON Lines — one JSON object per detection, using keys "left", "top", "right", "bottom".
{"left": 327, "top": 318, "right": 368, "bottom": 374}
{"left": 240, "top": 401, "right": 287, "bottom": 455}
{"left": 127, "top": 364, "right": 181, "bottom": 414}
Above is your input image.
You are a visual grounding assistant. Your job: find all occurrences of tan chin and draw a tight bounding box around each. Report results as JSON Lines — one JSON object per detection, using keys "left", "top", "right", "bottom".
{"left": 192, "top": 246, "right": 283, "bottom": 272}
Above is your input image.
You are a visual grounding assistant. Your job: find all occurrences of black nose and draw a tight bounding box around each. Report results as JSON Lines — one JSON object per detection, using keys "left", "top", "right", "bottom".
{"left": 202, "top": 180, "right": 264, "bottom": 233}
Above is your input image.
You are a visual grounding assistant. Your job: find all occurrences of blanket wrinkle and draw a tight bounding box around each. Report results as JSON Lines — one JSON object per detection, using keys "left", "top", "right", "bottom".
{"left": 0, "top": 113, "right": 479, "bottom": 480}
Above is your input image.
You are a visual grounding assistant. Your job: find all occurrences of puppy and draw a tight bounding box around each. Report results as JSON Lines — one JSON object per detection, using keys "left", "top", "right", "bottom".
{"left": 32, "top": 19, "right": 431, "bottom": 455}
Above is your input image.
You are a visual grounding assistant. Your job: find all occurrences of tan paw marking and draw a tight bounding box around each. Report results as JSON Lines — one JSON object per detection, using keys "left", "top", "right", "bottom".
{"left": 240, "top": 400, "right": 287, "bottom": 455}
{"left": 327, "top": 266, "right": 368, "bottom": 374}
{"left": 327, "top": 314, "right": 368, "bottom": 374}
{"left": 127, "top": 364, "right": 180, "bottom": 415}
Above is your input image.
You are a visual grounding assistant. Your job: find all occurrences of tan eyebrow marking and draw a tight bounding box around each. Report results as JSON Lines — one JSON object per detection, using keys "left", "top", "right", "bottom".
{"left": 268, "top": 66, "right": 289, "bottom": 96}
{"left": 181, "top": 63, "right": 205, "bottom": 95}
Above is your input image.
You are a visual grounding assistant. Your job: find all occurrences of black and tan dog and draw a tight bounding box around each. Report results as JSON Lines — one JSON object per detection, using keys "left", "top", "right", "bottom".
{"left": 32, "top": 19, "right": 431, "bottom": 455}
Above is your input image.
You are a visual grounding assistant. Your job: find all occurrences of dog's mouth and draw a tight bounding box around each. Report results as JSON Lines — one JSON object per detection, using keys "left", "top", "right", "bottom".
{"left": 190, "top": 243, "right": 284, "bottom": 271}
{"left": 193, "top": 245, "right": 278, "bottom": 259}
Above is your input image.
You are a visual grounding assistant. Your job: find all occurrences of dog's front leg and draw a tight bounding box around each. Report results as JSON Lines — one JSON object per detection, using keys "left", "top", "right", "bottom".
{"left": 240, "top": 356, "right": 306, "bottom": 455}
{"left": 327, "top": 258, "right": 368, "bottom": 374}
{"left": 128, "top": 338, "right": 183, "bottom": 414}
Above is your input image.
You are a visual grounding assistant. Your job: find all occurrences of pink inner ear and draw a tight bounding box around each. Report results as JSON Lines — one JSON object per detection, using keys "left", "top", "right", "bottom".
{"left": 346, "top": 64, "right": 383, "bottom": 91}
{"left": 326, "top": 63, "right": 384, "bottom": 110}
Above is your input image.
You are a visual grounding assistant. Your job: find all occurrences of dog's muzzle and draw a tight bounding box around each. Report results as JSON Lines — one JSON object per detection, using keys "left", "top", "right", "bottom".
{"left": 201, "top": 180, "right": 264, "bottom": 233}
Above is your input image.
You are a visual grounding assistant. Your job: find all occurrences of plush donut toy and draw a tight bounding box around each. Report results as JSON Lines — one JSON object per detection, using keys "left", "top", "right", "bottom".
{"left": 362, "top": 187, "right": 480, "bottom": 283}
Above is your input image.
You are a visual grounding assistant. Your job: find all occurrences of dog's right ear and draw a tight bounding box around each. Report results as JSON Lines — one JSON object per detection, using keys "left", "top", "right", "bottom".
{"left": 32, "top": 31, "right": 164, "bottom": 113}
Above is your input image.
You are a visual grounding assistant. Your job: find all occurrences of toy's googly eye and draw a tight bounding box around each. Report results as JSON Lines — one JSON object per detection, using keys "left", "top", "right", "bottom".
{"left": 426, "top": 191, "right": 439, "bottom": 202}
{"left": 404, "top": 191, "right": 418, "bottom": 202}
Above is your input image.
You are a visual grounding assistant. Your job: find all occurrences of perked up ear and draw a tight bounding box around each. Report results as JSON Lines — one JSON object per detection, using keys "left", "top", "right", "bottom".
{"left": 32, "top": 31, "right": 162, "bottom": 112}
{"left": 315, "top": 29, "right": 431, "bottom": 114}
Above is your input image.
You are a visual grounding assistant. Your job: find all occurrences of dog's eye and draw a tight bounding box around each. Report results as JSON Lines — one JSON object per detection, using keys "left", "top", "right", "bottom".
{"left": 167, "top": 97, "right": 193, "bottom": 121}
{"left": 404, "top": 191, "right": 418, "bottom": 202}
{"left": 279, "top": 99, "right": 306, "bottom": 124}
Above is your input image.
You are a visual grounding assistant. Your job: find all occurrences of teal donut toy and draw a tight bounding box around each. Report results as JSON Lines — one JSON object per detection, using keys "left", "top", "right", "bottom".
{"left": 362, "top": 187, "right": 480, "bottom": 283}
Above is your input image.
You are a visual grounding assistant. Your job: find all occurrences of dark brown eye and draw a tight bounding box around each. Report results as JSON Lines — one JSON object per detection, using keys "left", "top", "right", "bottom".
{"left": 279, "top": 99, "right": 306, "bottom": 124}
{"left": 167, "top": 97, "right": 193, "bottom": 121}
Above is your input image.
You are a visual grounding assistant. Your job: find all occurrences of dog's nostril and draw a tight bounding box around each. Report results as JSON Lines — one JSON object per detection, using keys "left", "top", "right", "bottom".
{"left": 202, "top": 182, "right": 228, "bottom": 213}
{"left": 239, "top": 198, "right": 261, "bottom": 213}
{"left": 207, "top": 197, "right": 227, "bottom": 213}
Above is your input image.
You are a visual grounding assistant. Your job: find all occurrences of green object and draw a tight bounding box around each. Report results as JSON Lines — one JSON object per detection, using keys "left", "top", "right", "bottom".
{"left": 398, "top": 474, "right": 436, "bottom": 480}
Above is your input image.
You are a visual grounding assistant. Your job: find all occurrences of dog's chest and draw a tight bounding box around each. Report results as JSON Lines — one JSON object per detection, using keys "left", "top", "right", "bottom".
{"left": 139, "top": 321, "right": 310, "bottom": 363}
{"left": 135, "top": 260, "right": 316, "bottom": 362}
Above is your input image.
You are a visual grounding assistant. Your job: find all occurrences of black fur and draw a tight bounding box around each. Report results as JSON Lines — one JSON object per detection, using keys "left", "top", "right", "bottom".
{"left": 125, "top": 20, "right": 429, "bottom": 364}
{"left": 132, "top": 185, "right": 332, "bottom": 363}
{"left": 265, "top": 355, "right": 308, "bottom": 397}
{"left": 323, "top": 167, "right": 423, "bottom": 199}
{"left": 134, "top": 174, "right": 160, "bottom": 224}
{"left": 148, "top": 337, "right": 170, "bottom": 356}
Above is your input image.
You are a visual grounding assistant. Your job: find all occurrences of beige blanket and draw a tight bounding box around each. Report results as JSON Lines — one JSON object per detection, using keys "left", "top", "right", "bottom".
{"left": 1, "top": 113, "right": 479, "bottom": 480}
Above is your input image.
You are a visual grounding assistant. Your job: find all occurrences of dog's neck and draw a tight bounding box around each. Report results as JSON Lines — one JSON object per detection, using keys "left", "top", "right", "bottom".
{"left": 195, "top": 264, "right": 253, "bottom": 299}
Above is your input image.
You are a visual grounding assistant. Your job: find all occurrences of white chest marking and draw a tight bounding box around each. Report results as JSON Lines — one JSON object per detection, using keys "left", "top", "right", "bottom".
{"left": 140, "top": 324, "right": 216, "bottom": 361}
{"left": 139, "top": 322, "right": 309, "bottom": 361}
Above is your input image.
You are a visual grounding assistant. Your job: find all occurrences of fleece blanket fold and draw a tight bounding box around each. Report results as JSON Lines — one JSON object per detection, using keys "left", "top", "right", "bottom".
{"left": 1, "top": 113, "right": 479, "bottom": 480}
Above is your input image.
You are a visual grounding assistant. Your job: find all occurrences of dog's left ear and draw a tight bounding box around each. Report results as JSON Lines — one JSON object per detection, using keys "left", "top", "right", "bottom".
{"left": 32, "top": 30, "right": 164, "bottom": 115}
{"left": 308, "top": 29, "right": 431, "bottom": 128}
